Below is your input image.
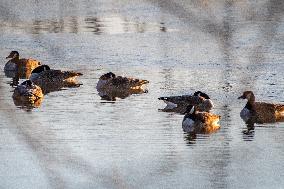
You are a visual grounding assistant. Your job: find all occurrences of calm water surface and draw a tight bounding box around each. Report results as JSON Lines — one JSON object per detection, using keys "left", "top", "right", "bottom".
{"left": 0, "top": 0, "right": 284, "bottom": 188}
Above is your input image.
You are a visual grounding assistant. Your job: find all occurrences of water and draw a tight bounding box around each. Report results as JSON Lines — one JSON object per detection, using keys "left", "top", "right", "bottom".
{"left": 0, "top": 0, "right": 284, "bottom": 188}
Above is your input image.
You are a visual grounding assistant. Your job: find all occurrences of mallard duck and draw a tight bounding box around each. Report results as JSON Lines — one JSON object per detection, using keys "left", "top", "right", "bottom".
{"left": 96, "top": 72, "right": 149, "bottom": 92}
{"left": 5, "top": 51, "right": 41, "bottom": 72}
{"left": 238, "top": 91, "right": 284, "bottom": 123}
{"left": 158, "top": 91, "right": 214, "bottom": 113}
{"left": 29, "top": 65, "right": 82, "bottom": 92}
{"left": 182, "top": 105, "right": 221, "bottom": 134}
{"left": 13, "top": 80, "right": 43, "bottom": 103}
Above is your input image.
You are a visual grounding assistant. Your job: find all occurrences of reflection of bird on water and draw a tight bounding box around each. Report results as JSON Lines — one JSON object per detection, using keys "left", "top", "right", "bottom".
{"left": 98, "top": 88, "right": 147, "bottom": 101}
{"left": 158, "top": 91, "right": 214, "bottom": 114}
{"left": 96, "top": 72, "right": 148, "bottom": 101}
{"left": 238, "top": 91, "right": 284, "bottom": 123}
{"left": 182, "top": 105, "right": 220, "bottom": 134}
{"left": 12, "top": 80, "right": 43, "bottom": 109}
{"left": 30, "top": 65, "right": 83, "bottom": 94}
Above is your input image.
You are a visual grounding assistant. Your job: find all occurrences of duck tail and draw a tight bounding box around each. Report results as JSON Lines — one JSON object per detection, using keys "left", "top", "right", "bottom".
{"left": 139, "top": 79, "right": 149, "bottom": 85}
{"left": 158, "top": 97, "right": 167, "bottom": 100}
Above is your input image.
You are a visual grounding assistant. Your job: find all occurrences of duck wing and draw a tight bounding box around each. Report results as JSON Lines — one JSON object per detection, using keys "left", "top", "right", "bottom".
{"left": 158, "top": 95, "right": 203, "bottom": 106}
{"left": 111, "top": 76, "right": 149, "bottom": 88}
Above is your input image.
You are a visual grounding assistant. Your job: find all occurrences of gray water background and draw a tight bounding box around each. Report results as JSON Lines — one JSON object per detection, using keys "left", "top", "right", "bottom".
{"left": 0, "top": 0, "right": 284, "bottom": 188}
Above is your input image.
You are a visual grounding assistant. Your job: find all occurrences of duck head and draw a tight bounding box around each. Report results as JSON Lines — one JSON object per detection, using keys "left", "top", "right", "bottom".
{"left": 6, "top": 51, "right": 19, "bottom": 59}
{"left": 100, "top": 72, "right": 116, "bottom": 80}
{"left": 31, "top": 65, "right": 50, "bottom": 74}
{"left": 194, "top": 91, "right": 210, "bottom": 99}
{"left": 238, "top": 91, "right": 255, "bottom": 101}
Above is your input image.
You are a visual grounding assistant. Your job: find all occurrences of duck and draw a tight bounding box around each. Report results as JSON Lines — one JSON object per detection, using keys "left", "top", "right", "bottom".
{"left": 5, "top": 51, "right": 41, "bottom": 72}
{"left": 158, "top": 91, "right": 214, "bottom": 113}
{"left": 182, "top": 105, "right": 221, "bottom": 134}
{"left": 238, "top": 91, "right": 284, "bottom": 123}
{"left": 12, "top": 80, "right": 43, "bottom": 103}
{"left": 29, "top": 65, "right": 82, "bottom": 92}
{"left": 96, "top": 72, "right": 149, "bottom": 92}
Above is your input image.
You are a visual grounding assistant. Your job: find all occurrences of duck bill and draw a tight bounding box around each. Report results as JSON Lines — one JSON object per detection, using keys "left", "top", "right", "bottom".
{"left": 238, "top": 95, "right": 245, "bottom": 99}
{"left": 6, "top": 54, "right": 13, "bottom": 59}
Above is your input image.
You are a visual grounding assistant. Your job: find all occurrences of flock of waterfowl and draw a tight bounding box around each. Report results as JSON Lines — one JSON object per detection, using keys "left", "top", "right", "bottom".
{"left": 4, "top": 51, "right": 284, "bottom": 134}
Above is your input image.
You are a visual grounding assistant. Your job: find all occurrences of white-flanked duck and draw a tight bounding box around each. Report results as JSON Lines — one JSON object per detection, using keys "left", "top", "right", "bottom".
{"left": 96, "top": 72, "right": 149, "bottom": 92}
{"left": 238, "top": 91, "right": 284, "bottom": 123}
{"left": 182, "top": 105, "right": 221, "bottom": 134}
{"left": 29, "top": 65, "right": 82, "bottom": 93}
{"left": 13, "top": 80, "right": 43, "bottom": 103}
{"left": 158, "top": 91, "right": 214, "bottom": 113}
{"left": 5, "top": 51, "right": 41, "bottom": 72}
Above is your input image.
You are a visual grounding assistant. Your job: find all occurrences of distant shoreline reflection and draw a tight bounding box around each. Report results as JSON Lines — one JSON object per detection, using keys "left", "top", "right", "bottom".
{"left": 2, "top": 16, "right": 169, "bottom": 35}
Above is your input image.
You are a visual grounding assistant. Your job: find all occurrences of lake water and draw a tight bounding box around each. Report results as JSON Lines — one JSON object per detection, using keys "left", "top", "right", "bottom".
{"left": 0, "top": 0, "right": 284, "bottom": 188}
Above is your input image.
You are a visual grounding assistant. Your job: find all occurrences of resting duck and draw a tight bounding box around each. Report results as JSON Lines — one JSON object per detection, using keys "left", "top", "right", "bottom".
{"left": 238, "top": 91, "right": 284, "bottom": 123}
{"left": 158, "top": 91, "right": 214, "bottom": 113}
{"left": 182, "top": 105, "right": 221, "bottom": 134}
{"left": 13, "top": 80, "right": 43, "bottom": 103}
{"left": 5, "top": 51, "right": 41, "bottom": 72}
{"left": 29, "top": 65, "right": 82, "bottom": 91}
{"left": 96, "top": 72, "right": 149, "bottom": 92}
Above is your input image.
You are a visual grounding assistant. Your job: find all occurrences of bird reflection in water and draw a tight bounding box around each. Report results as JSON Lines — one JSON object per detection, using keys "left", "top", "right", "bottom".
{"left": 242, "top": 118, "right": 255, "bottom": 141}
{"left": 98, "top": 88, "right": 148, "bottom": 102}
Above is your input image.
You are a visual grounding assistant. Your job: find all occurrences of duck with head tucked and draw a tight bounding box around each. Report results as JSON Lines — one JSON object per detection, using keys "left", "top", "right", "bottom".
{"left": 5, "top": 51, "right": 41, "bottom": 73}
{"left": 182, "top": 105, "right": 221, "bottom": 134}
{"left": 96, "top": 72, "right": 149, "bottom": 93}
{"left": 29, "top": 65, "right": 83, "bottom": 94}
{"left": 158, "top": 91, "right": 214, "bottom": 113}
{"left": 13, "top": 80, "right": 43, "bottom": 106}
{"left": 238, "top": 91, "right": 284, "bottom": 123}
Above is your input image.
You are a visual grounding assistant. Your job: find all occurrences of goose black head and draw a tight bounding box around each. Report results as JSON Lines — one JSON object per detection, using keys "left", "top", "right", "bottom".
{"left": 6, "top": 51, "right": 19, "bottom": 59}
{"left": 31, "top": 65, "right": 50, "bottom": 74}
{"left": 100, "top": 72, "right": 116, "bottom": 80}
{"left": 194, "top": 91, "right": 210, "bottom": 99}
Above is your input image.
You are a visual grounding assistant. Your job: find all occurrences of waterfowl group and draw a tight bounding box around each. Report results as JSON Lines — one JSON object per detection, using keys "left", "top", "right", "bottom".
{"left": 3, "top": 51, "right": 283, "bottom": 134}
{"left": 4, "top": 51, "right": 83, "bottom": 108}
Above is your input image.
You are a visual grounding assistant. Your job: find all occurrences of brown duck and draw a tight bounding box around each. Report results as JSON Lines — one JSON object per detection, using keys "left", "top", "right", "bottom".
{"left": 238, "top": 91, "right": 284, "bottom": 123}
{"left": 5, "top": 51, "right": 41, "bottom": 73}
{"left": 96, "top": 72, "right": 149, "bottom": 92}
{"left": 182, "top": 105, "right": 221, "bottom": 134}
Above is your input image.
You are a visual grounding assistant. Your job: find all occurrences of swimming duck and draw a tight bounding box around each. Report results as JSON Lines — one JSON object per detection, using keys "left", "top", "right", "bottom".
{"left": 238, "top": 91, "right": 284, "bottom": 123}
{"left": 13, "top": 80, "right": 43, "bottom": 103}
{"left": 96, "top": 72, "right": 149, "bottom": 92}
{"left": 29, "top": 65, "right": 82, "bottom": 93}
{"left": 158, "top": 91, "right": 214, "bottom": 113}
{"left": 182, "top": 105, "right": 221, "bottom": 134}
{"left": 5, "top": 51, "right": 41, "bottom": 72}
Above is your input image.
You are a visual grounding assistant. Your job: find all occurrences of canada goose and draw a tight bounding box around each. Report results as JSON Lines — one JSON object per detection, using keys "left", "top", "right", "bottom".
{"left": 158, "top": 91, "right": 214, "bottom": 113}
{"left": 238, "top": 91, "right": 284, "bottom": 123}
{"left": 182, "top": 105, "right": 221, "bottom": 134}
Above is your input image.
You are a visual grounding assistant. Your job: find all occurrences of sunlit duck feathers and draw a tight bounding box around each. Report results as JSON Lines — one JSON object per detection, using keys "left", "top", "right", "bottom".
{"left": 158, "top": 91, "right": 214, "bottom": 113}
{"left": 12, "top": 80, "right": 43, "bottom": 101}
{"left": 30, "top": 65, "right": 83, "bottom": 85}
{"left": 182, "top": 105, "right": 221, "bottom": 134}
{"left": 5, "top": 51, "right": 41, "bottom": 72}
{"left": 96, "top": 72, "right": 149, "bottom": 91}
{"left": 238, "top": 91, "right": 284, "bottom": 123}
